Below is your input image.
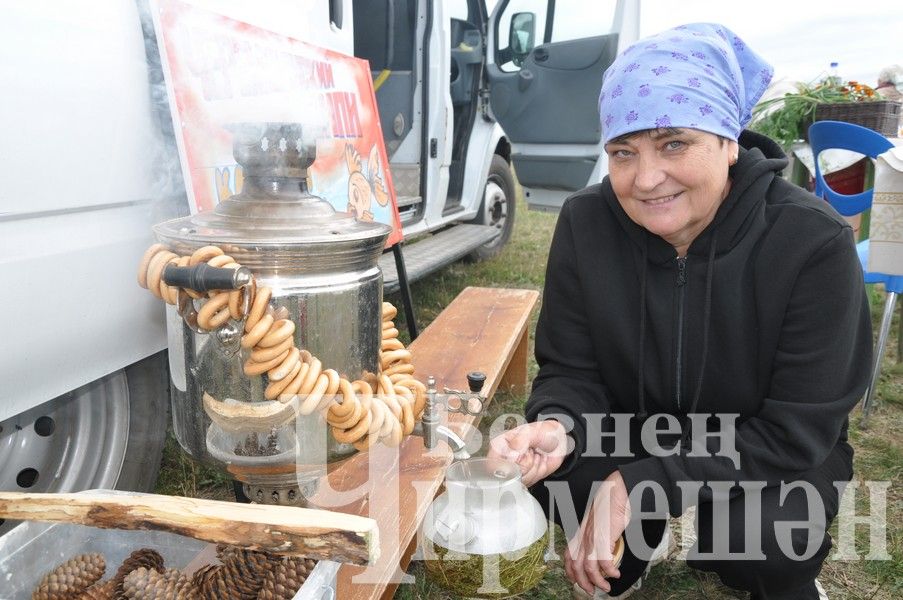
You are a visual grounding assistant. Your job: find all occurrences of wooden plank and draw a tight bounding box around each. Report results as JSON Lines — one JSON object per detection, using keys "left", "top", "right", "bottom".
{"left": 330, "top": 286, "right": 539, "bottom": 599}
{"left": 0, "top": 491, "right": 378, "bottom": 565}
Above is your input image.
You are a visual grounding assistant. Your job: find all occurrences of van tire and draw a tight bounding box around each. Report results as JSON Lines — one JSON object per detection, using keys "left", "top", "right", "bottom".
{"left": 116, "top": 351, "right": 170, "bottom": 492}
{"left": 467, "top": 155, "right": 516, "bottom": 261}
{"left": 0, "top": 353, "right": 169, "bottom": 499}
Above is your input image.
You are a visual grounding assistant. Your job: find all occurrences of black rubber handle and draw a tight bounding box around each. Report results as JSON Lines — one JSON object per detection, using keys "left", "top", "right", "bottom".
{"left": 467, "top": 371, "right": 487, "bottom": 393}
{"left": 163, "top": 263, "right": 252, "bottom": 292}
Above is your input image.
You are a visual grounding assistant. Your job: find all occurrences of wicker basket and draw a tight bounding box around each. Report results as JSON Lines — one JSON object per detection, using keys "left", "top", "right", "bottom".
{"left": 812, "top": 100, "right": 901, "bottom": 137}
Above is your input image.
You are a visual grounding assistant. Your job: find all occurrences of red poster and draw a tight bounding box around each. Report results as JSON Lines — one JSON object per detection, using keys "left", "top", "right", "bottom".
{"left": 152, "top": 0, "right": 403, "bottom": 247}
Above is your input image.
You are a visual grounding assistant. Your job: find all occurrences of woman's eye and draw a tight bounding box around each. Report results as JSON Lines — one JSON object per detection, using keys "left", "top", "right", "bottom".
{"left": 610, "top": 149, "right": 633, "bottom": 159}
{"left": 665, "top": 140, "right": 685, "bottom": 151}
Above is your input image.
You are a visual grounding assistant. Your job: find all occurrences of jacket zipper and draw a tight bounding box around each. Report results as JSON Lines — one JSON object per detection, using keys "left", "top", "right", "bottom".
{"left": 675, "top": 257, "right": 688, "bottom": 411}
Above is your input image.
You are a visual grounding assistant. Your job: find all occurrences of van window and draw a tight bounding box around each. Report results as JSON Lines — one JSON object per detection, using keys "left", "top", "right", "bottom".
{"left": 495, "top": 0, "right": 549, "bottom": 73}
{"left": 352, "top": 0, "right": 416, "bottom": 71}
{"left": 551, "top": 1, "right": 618, "bottom": 43}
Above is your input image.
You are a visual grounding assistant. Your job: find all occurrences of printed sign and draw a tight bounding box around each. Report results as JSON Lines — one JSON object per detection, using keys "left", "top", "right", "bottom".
{"left": 152, "top": 0, "right": 403, "bottom": 247}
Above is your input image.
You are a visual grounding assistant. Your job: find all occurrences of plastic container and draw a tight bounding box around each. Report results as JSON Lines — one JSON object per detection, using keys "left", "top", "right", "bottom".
{"left": 0, "top": 520, "right": 339, "bottom": 599}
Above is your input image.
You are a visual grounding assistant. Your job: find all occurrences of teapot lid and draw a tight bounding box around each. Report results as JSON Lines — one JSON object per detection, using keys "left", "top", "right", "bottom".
{"left": 445, "top": 457, "right": 522, "bottom": 489}
{"left": 154, "top": 123, "right": 391, "bottom": 248}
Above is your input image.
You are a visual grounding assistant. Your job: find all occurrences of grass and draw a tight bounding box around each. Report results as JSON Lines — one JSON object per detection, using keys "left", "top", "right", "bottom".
{"left": 156, "top": 172, "right": 902, "bottom": 599}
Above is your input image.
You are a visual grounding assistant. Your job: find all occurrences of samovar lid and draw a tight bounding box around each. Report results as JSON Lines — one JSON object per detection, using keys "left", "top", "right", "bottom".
{"left": 154, "top": 123, "right": 392, "bottom": 248}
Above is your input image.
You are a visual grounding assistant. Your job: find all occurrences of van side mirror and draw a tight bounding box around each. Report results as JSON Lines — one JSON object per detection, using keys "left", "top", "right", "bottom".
{"left": 509, "top": 12, "right": 536, "bottom": 67}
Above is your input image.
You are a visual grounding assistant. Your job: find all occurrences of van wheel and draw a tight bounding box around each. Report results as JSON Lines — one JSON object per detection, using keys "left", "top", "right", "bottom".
{"left": 468, "top": 154, "right": 516, "bottom": 261}
{"left": 0, "top": 352, "right": 168, "bottom": 534}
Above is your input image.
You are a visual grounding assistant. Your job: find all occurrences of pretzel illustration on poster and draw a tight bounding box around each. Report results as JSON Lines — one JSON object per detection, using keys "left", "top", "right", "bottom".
{"left": 152, "top": 0, "right": 403, "bottom": 248}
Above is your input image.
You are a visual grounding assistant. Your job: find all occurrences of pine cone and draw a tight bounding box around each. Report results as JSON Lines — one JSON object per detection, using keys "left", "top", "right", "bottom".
{"left": 76, "top": 580, "right": 116, "bottom": 600}
{"left": 256, "top": 557, "right": 317, "bottom": 600}
{"left": 122, "top": 567, "right": 198, "bottom": 600}
{"left": 210, "top": 546, "right": 271, "bottom": 599}
{"left": 33, "top": 553, "right": 106, "bottom": 600}
{"left": 191, "top": 565, "right": 243, "bottom": 600}
{"left": 111, "top": 549, "right": 165, "bottom": 598}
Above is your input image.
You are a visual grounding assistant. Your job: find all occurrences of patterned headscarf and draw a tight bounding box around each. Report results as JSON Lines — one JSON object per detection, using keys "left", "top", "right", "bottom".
{"left": 598, "top": 23, "right": 773, "bottom": 143}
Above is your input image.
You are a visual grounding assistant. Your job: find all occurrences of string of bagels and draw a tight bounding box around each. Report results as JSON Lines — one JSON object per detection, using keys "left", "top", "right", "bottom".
{"left": 138, "top": 244, "right": 425, "bottom": 450}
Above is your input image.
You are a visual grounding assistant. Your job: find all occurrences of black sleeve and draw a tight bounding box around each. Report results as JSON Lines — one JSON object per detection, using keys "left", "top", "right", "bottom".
{"left": 525, "top": 199, "right": 612, "bottom": 476}
{"left": 618, "top": 226, "right": 872, "bottom": 516}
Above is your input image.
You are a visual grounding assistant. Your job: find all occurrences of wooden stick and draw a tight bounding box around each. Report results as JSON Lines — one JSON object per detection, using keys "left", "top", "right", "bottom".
{"left": 0, "top": 491, "right": 378, "bottom": 566}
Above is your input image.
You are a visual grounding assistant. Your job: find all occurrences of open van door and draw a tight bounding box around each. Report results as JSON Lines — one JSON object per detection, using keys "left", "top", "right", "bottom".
{"left": 487, "top": 0, "right": 640, "bottom": 211}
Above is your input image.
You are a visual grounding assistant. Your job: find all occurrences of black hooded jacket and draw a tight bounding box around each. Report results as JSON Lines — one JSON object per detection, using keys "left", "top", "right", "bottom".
{"left": 526, "top": 131, "right": 872, "bottom": 515}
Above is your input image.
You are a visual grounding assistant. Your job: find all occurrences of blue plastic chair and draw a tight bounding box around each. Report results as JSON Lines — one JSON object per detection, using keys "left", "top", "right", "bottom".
{"left": 808, "top": 120, "right": 898, "bottom": 423}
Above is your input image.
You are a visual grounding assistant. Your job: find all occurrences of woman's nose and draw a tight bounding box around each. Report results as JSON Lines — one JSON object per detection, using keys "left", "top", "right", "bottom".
{"left": 634, "top": 153, "right": 667, "bottom": 192}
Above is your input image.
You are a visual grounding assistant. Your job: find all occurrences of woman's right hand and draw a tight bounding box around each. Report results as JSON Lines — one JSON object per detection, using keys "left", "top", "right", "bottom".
{"left": 487, "top": 420, "right": 571, "bottom": 487}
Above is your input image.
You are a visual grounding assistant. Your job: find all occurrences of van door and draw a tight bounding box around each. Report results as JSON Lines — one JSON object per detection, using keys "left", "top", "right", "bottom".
{"left": 486, "top": 0, "right": 639, "bottom": 211}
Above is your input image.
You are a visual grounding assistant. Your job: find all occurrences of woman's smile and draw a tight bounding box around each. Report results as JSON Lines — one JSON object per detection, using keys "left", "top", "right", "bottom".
{"left": 639, "top": 192, "right": 682, "bottom": 207}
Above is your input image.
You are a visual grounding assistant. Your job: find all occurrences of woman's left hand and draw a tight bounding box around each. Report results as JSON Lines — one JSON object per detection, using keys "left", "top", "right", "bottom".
{"left": 565, "top": 470, "right": 631, "bottom": 595}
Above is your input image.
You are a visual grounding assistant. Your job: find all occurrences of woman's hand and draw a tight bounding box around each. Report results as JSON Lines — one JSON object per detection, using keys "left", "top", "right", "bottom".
{"left": 565, "top": 470, "right": 631, "bottom": 595}
{"left": 487, "top": 420, "right": 570, "bottom": 487}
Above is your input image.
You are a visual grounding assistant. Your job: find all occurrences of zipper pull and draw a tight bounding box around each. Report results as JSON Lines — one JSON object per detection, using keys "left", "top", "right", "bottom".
{"left": 676, "top": 257, "right": 688, "bottom": 287}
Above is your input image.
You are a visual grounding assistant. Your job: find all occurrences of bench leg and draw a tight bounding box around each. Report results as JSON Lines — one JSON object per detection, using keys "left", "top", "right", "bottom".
{"left": 499, "top": 328, "right": 530, "bottom": 396}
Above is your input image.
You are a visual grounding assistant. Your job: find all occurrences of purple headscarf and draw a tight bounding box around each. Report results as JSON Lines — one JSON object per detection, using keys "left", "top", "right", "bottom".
{"left": 598, "top": 23, "right": 773, "bottom": 143}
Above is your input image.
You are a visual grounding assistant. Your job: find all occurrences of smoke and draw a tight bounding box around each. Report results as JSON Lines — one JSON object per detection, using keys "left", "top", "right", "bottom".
{"left": 135, "top": 0, "right": 191, "bottom": 224}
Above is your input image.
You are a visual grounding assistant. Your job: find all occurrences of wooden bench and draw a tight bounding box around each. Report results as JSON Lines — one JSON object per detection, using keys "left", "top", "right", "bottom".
{"left": 310, "top": 286, "right": 539, "bottom": 599}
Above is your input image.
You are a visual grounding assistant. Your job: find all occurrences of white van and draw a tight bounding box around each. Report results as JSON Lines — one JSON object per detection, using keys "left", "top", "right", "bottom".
{"left": 0, "top": 0, "right": 638, "bottom": 518}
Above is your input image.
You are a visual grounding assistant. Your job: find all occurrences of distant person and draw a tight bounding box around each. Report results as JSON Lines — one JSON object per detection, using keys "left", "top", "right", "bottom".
{"left": 876, "top": 64, "right": 903, "bottom": 102}
{"left": 489, "top": 22, "right": 871, "bottom": 600}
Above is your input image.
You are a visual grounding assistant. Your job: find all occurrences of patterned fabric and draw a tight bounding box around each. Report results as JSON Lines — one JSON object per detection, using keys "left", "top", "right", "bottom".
{"left": 598, "top": 23, "right": 773, "bottom": 142}
{"left": 868, "top": 146, "right": 903, "bottom": 276}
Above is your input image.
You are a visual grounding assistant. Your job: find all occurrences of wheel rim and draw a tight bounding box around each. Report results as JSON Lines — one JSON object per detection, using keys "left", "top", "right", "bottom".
{"left": 482, "top": 177, "right": 509, "bottom": 248}
{"left": 0, "top": 371, "right": 130, "bottom": 504}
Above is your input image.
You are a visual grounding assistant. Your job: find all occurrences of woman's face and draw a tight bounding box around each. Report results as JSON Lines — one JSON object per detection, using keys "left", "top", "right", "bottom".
{"left": 605, "top": 128, "right": 738, "bottom": 256}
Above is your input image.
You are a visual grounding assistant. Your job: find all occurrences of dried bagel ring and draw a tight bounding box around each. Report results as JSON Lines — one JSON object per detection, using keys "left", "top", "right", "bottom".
{"left": 279, "top": 361, "right": 310, "bottom": 402}
{"left": 367, "top": 393, "right": 386, "bottom": 436}
{"left": 298, "top": 358, "right": 323, "bottom": 396}
{"left": 138, "top": 244, "right": 166, "bottom": 288}
{"left": 329, "top": 395, "right": 363, "bottom": 428}
{"left": 383, "top": 417, "right": 403, "bottom": 447}
{"left": 268, "top": 347, "right": 301, "bottom": 382}
{"left": 251, "top": 336, "right": 293, "bottom": 363}
{"left": 146, "top": 250, "right": 178, "bottom": 300}
{"left": 378, "top": 375, "right": 402, "bottom": 419}
{"left": 328, "top": 379, "right": 358, "bottom": 420}
{"left": 380, "top": 349, "right": 412, "bottom": 369}
{"left": 197, "top": 293, "right": 231, "bottom": 329}
{"left": 259, "top": 319, "right": 295, "bottom": 348}
{"left": 160, "top": 255, "right": 181, "bottom": 305}
{"left": 384, "top": 363, "right": 415, "bottom": 377}
{"left": 206, "top": 254, "right": 235, "bottom": 268}
{"left": 299, "top": 371, "right": 329, "bottom": 415}
{"left": 382, "top": 302, "right": 397, "bottom": 321}
{"left": 400, "top": 398, "right": 414, "bottom": 436}
{"left": 245, "top": 286, "right": 272, "bottom": 332}
{"left": 317, "top": 369, "right": 342, "bottom": 412}
{"left": 332, "top": 410, "right": 371, "bottom": 444}
{"left": 381, "top": 338, "right": 404, "bottom": 352}
{"left": 241, "top": 313, "right": 274, "bottom": 349}
{"left": 244, "top": 348, "right": 290, "bottom": 377}
{"left": 189, "top": 245, "right": 223, "bottom": 265}
{"left": 265, "top": 360, "right": 302, "bottom": 400}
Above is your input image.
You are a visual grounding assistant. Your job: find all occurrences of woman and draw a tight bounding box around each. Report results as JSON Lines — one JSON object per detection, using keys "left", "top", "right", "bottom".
{"left": 489, "top": 23, "right": 871, "bottom": 600}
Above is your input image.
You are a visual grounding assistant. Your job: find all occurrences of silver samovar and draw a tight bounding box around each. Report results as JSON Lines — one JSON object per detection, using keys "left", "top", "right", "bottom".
{"left": 153, "top": 123, "right": 391, "bottom": 505}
